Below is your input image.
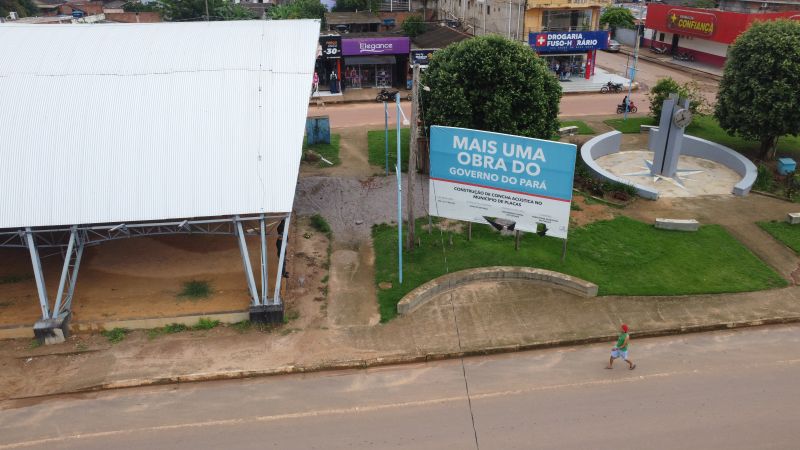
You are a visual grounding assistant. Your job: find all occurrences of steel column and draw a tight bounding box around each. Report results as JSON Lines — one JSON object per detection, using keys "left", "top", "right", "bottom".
{"left": 61, "top": 239, "right": 85, "bottom": 317}
{"left": 52, "top": 227, "right": 77, "bottom": 317}
{"left": 235, "top": 217, "right": 260, "bottom": 306}
{"left": 259, "top": 215, "right": 268, "bottom": 306}
{"left": 25, "top": 227, "right": 50, "bottom": 320}
{"left": 273, "top": 213, "right": 291, "bottom": 305}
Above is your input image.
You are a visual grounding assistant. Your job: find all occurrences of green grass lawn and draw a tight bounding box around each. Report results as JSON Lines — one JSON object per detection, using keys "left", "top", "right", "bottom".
{"left": 758, "top": 221, "right": 800, "bottom": 254}
{"left": 603, "top": 117, "right": 656, "bottom": 133}
{"left": 367, "top": 128, "right": 410, "bottom": 173}
{"left": 559, "top": 120, "right": 596, "bottom": 135}
{"left": 303, "top": 134, "right": 341, "bottom": 167}
{"left": 373, "top": 216, "right": 785, "bottom": 322}
{"left": 603, "top": 115, "right": 800, "bottom": 160}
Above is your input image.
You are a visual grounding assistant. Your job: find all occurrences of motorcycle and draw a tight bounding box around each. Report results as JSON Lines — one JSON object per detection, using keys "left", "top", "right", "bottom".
{"left": 616, "top": 102, "right": 638, "bottom": 114}
{"left": 672, "top": 51, "right": 695, "bottom": 62}
{"left": 600, "top": 81, "right": 624, "bottom": 94}
{"left": 650, "top": 45, "right": 668, "bottom": 55}
{"left": 375, "top": 88, "right": 399, "bottom": 102}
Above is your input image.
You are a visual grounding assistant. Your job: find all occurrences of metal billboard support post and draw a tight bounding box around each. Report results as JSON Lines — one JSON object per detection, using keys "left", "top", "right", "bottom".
{"left": 52, "top": 226, "right": 84, "bottom": 319}
{"left": 562, "top": 239, "right": 567, "bottom": 262}
{"left": 385, "top": 101, "right": 389, "bottom": 176}
{"left": 259, "top": 215, "right": 268, "bottom": 306}
{"left": 235, "top": 216, "right": 260, "bottom": 307}
{"left": 396, "top": 93, "right": 403, "bottom": 285}
{"left": 273, "top": 213, "right": 291, "bottom": 304}
{"left": 26, "top": 228, "right": 50, "bottom": 320}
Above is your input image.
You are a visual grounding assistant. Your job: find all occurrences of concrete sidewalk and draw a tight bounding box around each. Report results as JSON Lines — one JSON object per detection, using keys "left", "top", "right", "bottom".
{"left": 3, "top": 278, "right": 800, "bottom": 401}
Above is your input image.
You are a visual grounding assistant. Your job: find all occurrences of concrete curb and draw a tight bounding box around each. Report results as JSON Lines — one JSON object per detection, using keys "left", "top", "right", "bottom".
{"left": 9, "top": 315, "right": 800, "bottom": 401}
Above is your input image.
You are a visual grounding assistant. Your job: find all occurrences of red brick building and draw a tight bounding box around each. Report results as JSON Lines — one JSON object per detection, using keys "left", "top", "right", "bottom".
{"left": 644, "top": 4, "right": 800, "bottom": 67}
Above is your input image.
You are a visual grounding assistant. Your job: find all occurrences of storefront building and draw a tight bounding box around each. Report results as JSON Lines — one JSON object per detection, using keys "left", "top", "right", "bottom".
{"left": 644, "top": 4, "right": 800, "bottom": 67}
{"left": 342, "top": 36, "right": 411, "bottom": 89}
{"left": 315, "top": 35, "right": 342, "bottom": 93}
{"left": 523, "top": 0, "right": 611, "bottom": 80}
{"left": 528, "top": 30, "right": 609, "bottom": 80}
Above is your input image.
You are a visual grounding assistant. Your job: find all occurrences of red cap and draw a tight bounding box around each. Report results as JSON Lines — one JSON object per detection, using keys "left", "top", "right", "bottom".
{"left": 621, "top": 324, "right": 629, "bottom": 332}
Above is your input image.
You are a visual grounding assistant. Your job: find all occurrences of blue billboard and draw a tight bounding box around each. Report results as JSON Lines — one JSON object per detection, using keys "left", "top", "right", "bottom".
{"left": 529, "top": 30, "right": 610, "bottom": 53}
{"left": 429, "top": 126, "right": 577, "bottom": 238}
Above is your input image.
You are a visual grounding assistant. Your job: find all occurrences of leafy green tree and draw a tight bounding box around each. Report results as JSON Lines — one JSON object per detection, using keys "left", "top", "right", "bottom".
{"left": 421, "top": 35, "right": 561, "bottom": 139}
{"left": 648, "top": 77, "right": 706, "bottom": 121}
{"left": 715, "top": 20, "right": 800, "bottom": 160}
{"left": 123, "top": 1, "right": 160, "bottom": 12}
{"left": 690, "top": 0, "right": 716, "bottom": 8}
{"left": 599, "top": 7, "right": 635, "bottom": 37}
{"left": 271, "top": 0, "right": 327, "bottom": 24}
{"left": 401, "top": 14, "right": 425, "bottom": 37}
{"left": 332, "top": 0, "right": 379, "bottom": 12}
{"left": 1, "top": 0, "right": 38, "bottom": 18}
{"left": 159, "top": 0, "right": 254, "bottom": 21}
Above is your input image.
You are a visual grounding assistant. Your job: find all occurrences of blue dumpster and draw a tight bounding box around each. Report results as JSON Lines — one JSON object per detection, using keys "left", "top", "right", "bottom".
{"left": 305, "top": 116, "right": 330, "bottom": 145}
{"left": 778, "top": 158, "right": 796, "bottom": 175}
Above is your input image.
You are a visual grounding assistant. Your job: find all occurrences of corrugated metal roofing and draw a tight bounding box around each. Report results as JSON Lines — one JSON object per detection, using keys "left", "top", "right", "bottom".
{"left": 0, "top": 20, "right": 319, "bottom": 229}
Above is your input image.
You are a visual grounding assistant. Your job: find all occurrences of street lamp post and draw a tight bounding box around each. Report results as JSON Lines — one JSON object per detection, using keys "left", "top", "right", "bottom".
{"left": 624, "top": 24, "right": 641, "bottom": 121}
{"left": 396, "top": 92, "right": 403, "bottom": 284}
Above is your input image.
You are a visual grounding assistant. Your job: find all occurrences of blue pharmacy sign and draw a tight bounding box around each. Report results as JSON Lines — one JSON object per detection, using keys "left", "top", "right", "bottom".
{"left": 529, "top": 30, "right": 609, "bottom": 53}
{"left": 429, "top": 126, "right": 577, "bottom": 238}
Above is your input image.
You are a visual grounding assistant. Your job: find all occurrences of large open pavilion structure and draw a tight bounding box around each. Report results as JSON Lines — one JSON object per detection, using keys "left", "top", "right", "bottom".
{"left": 0, "top": 20, "right": 319, "bottom": 342}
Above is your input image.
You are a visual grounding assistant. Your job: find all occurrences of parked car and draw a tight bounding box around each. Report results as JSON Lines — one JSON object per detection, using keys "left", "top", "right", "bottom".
{"left": 605, "top": 39, "right": 621, "bottom": 52}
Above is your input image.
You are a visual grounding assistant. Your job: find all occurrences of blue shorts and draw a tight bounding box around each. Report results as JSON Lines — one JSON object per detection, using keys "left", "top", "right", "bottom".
{"left": 611, "top": 348, "right": 629, "bottom": 360}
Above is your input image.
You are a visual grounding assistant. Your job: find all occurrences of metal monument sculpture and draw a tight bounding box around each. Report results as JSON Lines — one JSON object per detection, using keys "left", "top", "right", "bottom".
{"left": 649, "top": 93, "right": 694, "bottom": 177}
{"left": 625, "top": 93, "right": 700, "bottom": 188}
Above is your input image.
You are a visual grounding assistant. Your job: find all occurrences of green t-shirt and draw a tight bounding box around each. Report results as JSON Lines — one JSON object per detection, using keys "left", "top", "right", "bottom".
{"left": 616, "top": 332, "right": 629, "bottom": 351}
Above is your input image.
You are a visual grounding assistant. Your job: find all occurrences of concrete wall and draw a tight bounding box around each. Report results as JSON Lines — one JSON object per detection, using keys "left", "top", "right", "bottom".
{"left": 397, "top": 266, "right": 598, "bottom": 316}
{"left": 682, "top": 135, "right": 757, "bottom": 196}
{"left": 580, "top": 131, "right": 660, "bottom": 199}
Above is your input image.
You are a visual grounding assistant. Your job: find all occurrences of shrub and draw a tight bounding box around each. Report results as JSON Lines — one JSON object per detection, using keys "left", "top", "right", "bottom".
{"left": 179, "top": 280, "right": 211, "bottom": 299}
{"left": 193, "top": 318, "right": 220, "bottom": 330}
{"left": 753, "top": 164, "right": 775, "bottom": 192}
{"left": 101, "top": 328, "right": 129, "bottom": 344}
{"left": 310, "top": 214, "right": 331, "bottom": 234}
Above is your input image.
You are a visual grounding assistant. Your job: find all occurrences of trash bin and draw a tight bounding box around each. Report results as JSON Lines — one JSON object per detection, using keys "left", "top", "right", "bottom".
{"left": 778, "top": 158, "right": 796, "bottom": 175}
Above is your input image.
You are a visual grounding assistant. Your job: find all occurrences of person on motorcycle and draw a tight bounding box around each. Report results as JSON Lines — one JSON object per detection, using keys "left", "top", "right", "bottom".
{"left": 619, "top": 96, "right": 635, "bottom": 112}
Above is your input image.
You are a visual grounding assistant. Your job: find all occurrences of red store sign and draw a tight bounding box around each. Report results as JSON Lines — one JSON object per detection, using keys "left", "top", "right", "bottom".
{"left": 667, "top": 9, "right": 716, "bottom": 37}
{"left": 646, "top": 4, "right": 800, "bottom": 44}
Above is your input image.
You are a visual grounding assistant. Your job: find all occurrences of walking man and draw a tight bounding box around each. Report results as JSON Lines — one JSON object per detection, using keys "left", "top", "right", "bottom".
{"left": 607, "top": 324, "right": 636, "bottom": 370}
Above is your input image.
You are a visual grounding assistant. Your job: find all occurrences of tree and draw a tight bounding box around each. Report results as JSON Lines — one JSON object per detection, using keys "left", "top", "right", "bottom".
{"left": 271, "top": 0, "right": 327, "bottom": 24}
{"left": 1, "top": 0, "right": 37, "bottom": 18}
{"left": 123, "top": 2, "right": 160, "bottom": 12}
{"left": 159, "top": 0, "right": 255, "bottom": 21}
{"left": 401, "top": 14, "right": 425, "bottom": 37}
{"left": 599, "top": 7, "right": 635, "bottom": 38}
{"left": 332, "top": 0, "right": 378, "bottom": 12}
{"left": 690, "top": 0, "right": 716, "bottom": 8}
{"left": 648, "top": 77, "right": 707, "bottom": 121}
{"left": 715, "top": 20, "right": 800, "bottom": 160}
{"left": 421, "top": 35, "right": 561, "bottom": 140}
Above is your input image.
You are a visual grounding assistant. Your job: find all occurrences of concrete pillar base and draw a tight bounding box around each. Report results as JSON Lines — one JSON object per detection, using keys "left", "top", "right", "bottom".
{"left": 33, "top": 313, "right": 71, "bottom": 345}
{"left": 249, "top": 304, "right": 284, "bottom": 324}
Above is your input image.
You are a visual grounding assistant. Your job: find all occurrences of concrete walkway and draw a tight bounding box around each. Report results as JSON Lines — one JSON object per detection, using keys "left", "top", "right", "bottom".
{"left": 4, "top": 277, "right": 800, "bottom": 400}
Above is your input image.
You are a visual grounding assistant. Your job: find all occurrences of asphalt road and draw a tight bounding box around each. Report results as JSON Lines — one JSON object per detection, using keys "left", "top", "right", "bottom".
{"left": 2, "top": 325, "right": 799, "bottom": 449}
{"left": 311, "top": 50, "right": 720, "bottom": 129}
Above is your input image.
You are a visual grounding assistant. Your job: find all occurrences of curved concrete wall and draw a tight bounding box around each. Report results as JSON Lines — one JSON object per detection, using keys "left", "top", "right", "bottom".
{"left": 396, "top": 267, "right": 598, "bottom": 316}
{"left": 580, "top": 131, "right": 660, "bottom": 200}
{"left": 647, "top": 128, "right": 757, "bottom": 196}
{"left": 583, "top": 129, "right": 757, "bottom": 198}
{"left": 682, "top": 135, "right": 757, "bottom": 196}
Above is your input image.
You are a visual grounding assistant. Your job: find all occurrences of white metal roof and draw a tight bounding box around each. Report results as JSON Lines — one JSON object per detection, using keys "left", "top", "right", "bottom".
{"left": 0, "top": 20, "right": 319, "bottom": 229}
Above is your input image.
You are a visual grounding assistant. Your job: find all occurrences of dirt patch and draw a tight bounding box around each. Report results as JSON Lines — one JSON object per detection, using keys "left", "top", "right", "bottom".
{"left": 0, "top": 219, "right": 331, "bottom": 329}
{"left": 570, "top": 195, "right": 618, "bottom": 227}
{"left": 422, "top": 219, "right": 464, "bottom": 234}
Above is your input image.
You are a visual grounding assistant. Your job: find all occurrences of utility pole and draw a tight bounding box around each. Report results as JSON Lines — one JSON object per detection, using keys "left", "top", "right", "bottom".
{"left": 406, "top": 64, "right": 420, "bottom": 252}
